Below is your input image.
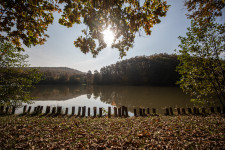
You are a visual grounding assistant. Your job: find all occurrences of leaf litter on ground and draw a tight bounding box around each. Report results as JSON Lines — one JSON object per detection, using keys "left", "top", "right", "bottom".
{"left": 0, "top": 115, "right": 224, "bottom": 149}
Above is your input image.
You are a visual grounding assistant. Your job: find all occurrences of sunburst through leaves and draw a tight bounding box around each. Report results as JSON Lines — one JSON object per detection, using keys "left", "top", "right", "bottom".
{"left": 102, "top": 27, "right": 115, "bottom": 47}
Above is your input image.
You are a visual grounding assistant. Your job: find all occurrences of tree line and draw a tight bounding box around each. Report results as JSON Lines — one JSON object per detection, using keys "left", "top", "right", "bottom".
{"left": 23, "top": 54, "right": 179, "bottom": 86}
{"left": 39, "top": 71, "right": 85, "bottom": 85}
{"left": 29, "top": 67, "right": 86, "bottom": 85}
{"left": 90, "top": 53, "right": 180, "bottom": 86}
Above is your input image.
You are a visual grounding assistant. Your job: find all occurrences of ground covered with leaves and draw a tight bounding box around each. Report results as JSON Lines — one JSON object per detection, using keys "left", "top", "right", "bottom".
{"left": 0, "top": 115, "right": 224, "bottom": 149}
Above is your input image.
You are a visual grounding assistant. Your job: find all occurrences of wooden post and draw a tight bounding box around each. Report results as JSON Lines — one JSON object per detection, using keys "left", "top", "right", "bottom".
{"left": 12, "top": 106, "right": 16, "bottom": 114}
{"left": 143, "top": 108, "right": 146, "bottom": 116}
{"left": 165, "top": 108, "right": 169, "bottom": 116}
{"left": 35, "top": 106, "right": 38, "bottom": 114}
{"left": 201, "top": 108, "right": 206, "bottom": 114}
{"left": 210, "top": 107, "right": 215, "bottom": 113}
{"left": 147, "top": 108, "right": 150, "bottom": 115}
{"left": 187, "top": 108, "right": 192, "bottom": 114}
{"left": 45, "top": 106, "right": 50, "bottom": 114}
{"left": 33, "top": 107, "right": 37, "bottom": 113}
{"left": 72, "top": 107, "right": 75, "bottom": 116}
{"left": 118, "top": 107, "right": 121, "bottom": 117}
{"left": 40, "top": 106, "right": 43, "bottom": 114}
{"left": 108, "top": 107, "right": 111, "bottom": 118}
{"left": 182, "top": 108, "right": 186, "bottom": 115}
{"left": 169, "top": 107, "right": 174, "bottom": 115}
{"left": 56, "top": 106, "right": 60, "bottom": 114}
{"left": 152, "top": 108, "right": 156, "bottom": 115}
{"left": 122, "top": 106, "right": 125, "bottom": 117}
{"left": 125, "top": 107, "right": 129, "bottom": 117}
{"left": 45, "top": 106, "right": 48, "bottom": 114}
{"left": 37, "top": 106, "right": 40, "bottom": 114}
{"left": 35, "top": 106, "right": 39, "bottom": 114}
{"left": 88, "top": 107, "right": 91, "bottom": 117}
{"left": 57, "top": 106, "right": 62, "bottom": 115}
{"left": 82, "top": 106, "right": 86, "bottom": 117}
{"left": 139, "top": 108, "right": 143, "bottom": 116}
{"left": 114, "top": 107, "right": 118, "bottom": 117}
{"left": 78, "top": 107, "right": 81, "bottom": 116}
{"left": 52, "top": 107, "right": 56, "bottom": 114}
{"left": 177, "top": 108, "right": 181, "bottom": 115}
{"left": 23, "top": 105, "right": 27, "bottom": 114}
{"left": 27, "top": 106, "right": 31, "bottom": 113}
{"left": 99, "top": 107, "right": 102, "bottom": 117}
{"left": 93, "top": 107, "right": 97, "bottom": 117}
{"left": 134, "top": 109, "right": 137, "bottom": 117}
{"left": 217, "top": 107, "right": 221, "bottom": 114}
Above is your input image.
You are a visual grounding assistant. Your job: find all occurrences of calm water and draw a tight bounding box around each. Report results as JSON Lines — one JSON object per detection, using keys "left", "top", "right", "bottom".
{"left": 16, "top": 85, "right": 193, "bottom": 115}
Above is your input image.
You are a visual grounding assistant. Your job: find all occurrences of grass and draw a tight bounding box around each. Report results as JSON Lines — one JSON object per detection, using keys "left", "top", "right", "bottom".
{"left": 0, "top": 115, "right": 224, "bottom": 149}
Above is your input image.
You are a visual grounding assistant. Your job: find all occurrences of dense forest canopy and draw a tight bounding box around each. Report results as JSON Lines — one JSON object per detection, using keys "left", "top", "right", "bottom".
{"left": 93, "top": 53, "right": 180, "bottom": 86}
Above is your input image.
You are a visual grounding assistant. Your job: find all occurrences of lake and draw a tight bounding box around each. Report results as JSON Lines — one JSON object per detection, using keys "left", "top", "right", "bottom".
{"left": 16, "top": 85, "right": 193, "bottom": 115}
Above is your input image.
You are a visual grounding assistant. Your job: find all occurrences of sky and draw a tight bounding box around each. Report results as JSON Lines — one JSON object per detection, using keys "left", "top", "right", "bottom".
{"left": 25, "top": 0, "right": 191, "bottom": 73}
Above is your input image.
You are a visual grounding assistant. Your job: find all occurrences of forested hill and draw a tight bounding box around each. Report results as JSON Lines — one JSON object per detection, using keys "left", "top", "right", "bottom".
{"left": 27, "top": 67, "right": 84, "bottom": 75}
{"left": 24, "top": 54, "right": 180, "bottom": 86}
{"left": 93, "top": 53, "right": 180, "bottom": 86}
{"left": 25, "top": 67, "right": 86, "bottom": 84}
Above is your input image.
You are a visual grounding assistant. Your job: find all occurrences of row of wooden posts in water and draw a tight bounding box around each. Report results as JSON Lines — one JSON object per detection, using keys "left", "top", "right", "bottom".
{"left": 0, "top": 105, "right": 225, "bottom": 117}
{"left": 164, "top": 106, "right": 225, "bottom": 116}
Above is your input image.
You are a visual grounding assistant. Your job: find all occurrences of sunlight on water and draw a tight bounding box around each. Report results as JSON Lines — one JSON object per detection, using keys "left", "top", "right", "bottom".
{"left": 16, "top": 94, "right": 134, "bottom": 116}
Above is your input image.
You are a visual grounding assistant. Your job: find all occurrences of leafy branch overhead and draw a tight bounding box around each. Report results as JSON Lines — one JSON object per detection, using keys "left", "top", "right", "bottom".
{"left": 0, "top": 0, "right": 58, "bottom": 47}
{"left": 0, "top": 0, "right": 169, "bottom": 58}
{"left": 59, "top": 0, "right": 169, "bottom": 57}
{"left": 184, "top": 0, "right": 225, "bottom": 24}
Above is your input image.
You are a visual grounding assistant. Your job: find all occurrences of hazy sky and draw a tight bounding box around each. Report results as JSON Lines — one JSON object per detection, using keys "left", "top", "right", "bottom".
{"left": 25, "top": 0, "right": 190, "bottom": 73}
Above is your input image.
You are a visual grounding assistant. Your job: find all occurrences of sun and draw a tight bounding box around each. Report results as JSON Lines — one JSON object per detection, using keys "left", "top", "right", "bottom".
{"left": 102, "top": 27, "right": 115, "bottom": 46}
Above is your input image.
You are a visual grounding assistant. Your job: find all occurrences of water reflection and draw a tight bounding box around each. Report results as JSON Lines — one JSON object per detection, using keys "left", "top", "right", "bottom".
{"left": 30, "top": 85, "right": 192, "bottom": 110}
{"left": 93, "top": 85, "right": 192, "bottom": 108}
{"left": 31, "top": 85, "right": 88, "bottom": 100}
